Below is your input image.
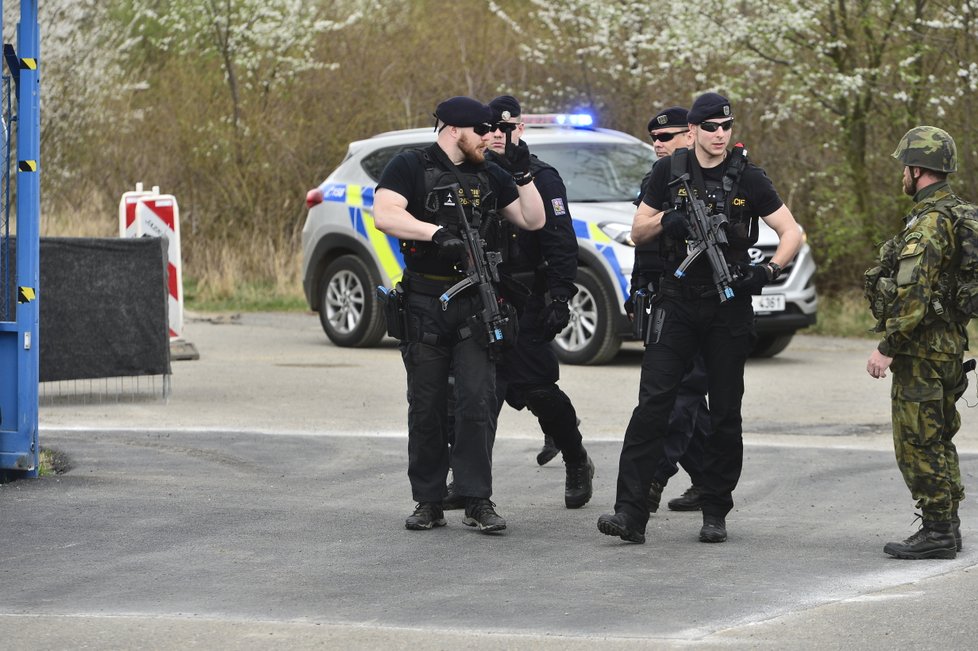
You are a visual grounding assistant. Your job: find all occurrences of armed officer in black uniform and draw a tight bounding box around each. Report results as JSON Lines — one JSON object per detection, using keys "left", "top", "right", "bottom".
{"left": 597, "top": 92, "right": 802, "bottom": 544}
{"left": 484, "top": 95, "right": 594, "bottom": 509}
{"left": 629, "top": 106, "right": 711, "bottom": 515}
{"left": 374, "top": 96, "right": 545, "bottom": 533}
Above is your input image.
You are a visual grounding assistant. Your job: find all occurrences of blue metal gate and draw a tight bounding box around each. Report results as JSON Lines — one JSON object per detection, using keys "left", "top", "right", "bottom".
{"left": 0, "top": 1, "right": 41, "bottom": 478}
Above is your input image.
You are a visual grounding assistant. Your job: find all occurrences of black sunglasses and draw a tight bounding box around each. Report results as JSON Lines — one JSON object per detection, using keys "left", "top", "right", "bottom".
{"left": 649, "top": 130, "right": 688, "bottom": 143}
{"left": 472, "top": 123, "right": 493, "bottom": 136}
{"left": 698, "top": 119, "right": 734, "bottom": 133}
{"left": 492, "top": 121, "right": 519, "bottom": 134}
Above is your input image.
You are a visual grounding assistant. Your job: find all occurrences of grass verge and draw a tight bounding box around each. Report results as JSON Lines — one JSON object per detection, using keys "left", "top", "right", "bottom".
{"left": 183, "top": 277, "right": 307, "bottom": 313}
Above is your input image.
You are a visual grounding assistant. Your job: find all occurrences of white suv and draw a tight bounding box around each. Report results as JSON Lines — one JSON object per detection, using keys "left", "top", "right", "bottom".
{"left": 302, "top": 115, "right": 817, "bottom": 363}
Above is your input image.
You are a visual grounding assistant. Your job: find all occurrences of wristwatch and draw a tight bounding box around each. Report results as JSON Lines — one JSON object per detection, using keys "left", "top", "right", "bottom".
{"left": 513, "top": 171, "right": 534, "bottom": 186}
{"left": 764, "top": 262, "right": 782, "bottom": 281}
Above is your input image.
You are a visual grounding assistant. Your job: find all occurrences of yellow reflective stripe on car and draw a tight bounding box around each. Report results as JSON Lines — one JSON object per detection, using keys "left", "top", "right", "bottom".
{"left": 327, "top": 181, "right": 404, "bottom": 284}
{"left": 362, "top": 208, "right": 404, "bottom": 284}
{"left": 347, "top": 184, "right": 364, "bottom": 208}
{"left": 586, "top": 221, "right": 612, "bottom": 243}
{"left": 576, "top": 218, "right": 628, "bottom": 299}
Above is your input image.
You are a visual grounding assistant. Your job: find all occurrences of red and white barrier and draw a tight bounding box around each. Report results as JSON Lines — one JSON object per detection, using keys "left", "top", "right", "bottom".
{"left": 118, "top": 182, "right": 156, "bottom": 238}
{"left": 118, "top": 184, "right": 184, "bottom": 338}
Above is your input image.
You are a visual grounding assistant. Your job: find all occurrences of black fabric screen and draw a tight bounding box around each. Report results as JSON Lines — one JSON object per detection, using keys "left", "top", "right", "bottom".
{"left": 38, "top": 237, "right": 171, "bottom": 382}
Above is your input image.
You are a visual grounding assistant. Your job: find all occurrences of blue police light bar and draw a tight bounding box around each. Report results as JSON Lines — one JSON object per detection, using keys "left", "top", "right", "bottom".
{"left": 522, "top": 113, "right": 595, "bottom": 128}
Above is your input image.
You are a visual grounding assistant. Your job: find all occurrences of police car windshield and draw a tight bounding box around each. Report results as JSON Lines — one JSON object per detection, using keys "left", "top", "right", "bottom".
{"left": 530, "top": 143, "right": 653, "bottom": 203}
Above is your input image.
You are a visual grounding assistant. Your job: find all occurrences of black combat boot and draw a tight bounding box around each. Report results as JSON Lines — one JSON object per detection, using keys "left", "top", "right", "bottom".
{"left": 565, "top": 456, "right": 595, "bottom": 509}
{"left": 536, "top": 435, "right": 559, "bottom": 466}
{"left": 597, "top": 512, "right": 646, "bottom": 543}
{"left": 699, "top": 514, "right": 727, "bottom": 543}
{"left": 648, "top": 481, "right": 664, "bottom": 513}
{"left": 883, "top": 519, "right": 956, "bottom": 559}
{"left": 668, "top": 485, "right": 704, "bottom": 511}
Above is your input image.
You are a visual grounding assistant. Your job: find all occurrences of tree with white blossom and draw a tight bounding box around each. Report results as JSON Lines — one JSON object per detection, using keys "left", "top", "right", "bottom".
{"left": 495, "top": 0, "right": 978, "bottom": 285}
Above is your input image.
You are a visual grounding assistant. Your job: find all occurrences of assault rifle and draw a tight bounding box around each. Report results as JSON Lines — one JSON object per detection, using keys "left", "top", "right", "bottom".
{"left": 670, "top": 173, "right": 736, "bottom": 302}
{"left": 436, "top": 183, "right": 515, "bottom": 354}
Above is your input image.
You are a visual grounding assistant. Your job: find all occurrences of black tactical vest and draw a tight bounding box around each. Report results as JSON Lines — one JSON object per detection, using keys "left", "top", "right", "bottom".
{"left": 400, "top": 145, "right": 498, "bottom": 267}
{"left": 662, "top": 146, "right": 755, "bottom": 269}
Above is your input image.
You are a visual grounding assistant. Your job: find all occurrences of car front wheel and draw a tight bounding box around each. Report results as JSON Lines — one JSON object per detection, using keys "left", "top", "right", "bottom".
{"left": 318, "top": 254, "right": 387, "bottom": 347}
{"left": 750, "top": 333, "right": 794, "bottom": 358}
{"left": 553, "top": 267, "right": 621, "bottom": 365}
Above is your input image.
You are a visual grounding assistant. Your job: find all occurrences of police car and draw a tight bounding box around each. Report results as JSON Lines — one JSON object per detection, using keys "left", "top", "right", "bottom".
{"left": 301, "top": 114, "right": 818, "bottom": 364}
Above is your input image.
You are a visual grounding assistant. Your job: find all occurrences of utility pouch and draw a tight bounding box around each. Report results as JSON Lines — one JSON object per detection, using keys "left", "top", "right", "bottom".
{"left": 646, "top": 302, "right": 666, "bottom": 346}
{"left": 863, "top": 265, "right": 883, "bottom": 315}
{"left": 954, "top": 281, "right": 978, "bottom": 319}
{"left": 863, "top": 265, "right": 895, "bottom": 327}
{"left": 632, "top": 288, "right": 651, "bottom": 341}
{"left": 495, "top": 300, "right": 520, "bottom": 351}
{"left": 378, "top": 284, "right": 407, "bottom": 340}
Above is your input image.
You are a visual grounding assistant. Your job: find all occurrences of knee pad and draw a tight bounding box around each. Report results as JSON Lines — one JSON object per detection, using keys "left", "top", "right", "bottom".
{"left": 523, "top": 384, "right": 572, "bottom": 420}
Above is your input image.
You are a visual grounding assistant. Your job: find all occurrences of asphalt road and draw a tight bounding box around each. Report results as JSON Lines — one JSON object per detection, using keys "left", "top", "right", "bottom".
{"left": 2, "top": 312, "right": 978, "bottom": 649}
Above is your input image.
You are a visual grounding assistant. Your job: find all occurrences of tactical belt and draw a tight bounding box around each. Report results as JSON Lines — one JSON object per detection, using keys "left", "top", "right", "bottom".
{"left": 410, "top": 321, "right": 479, "bottom": 348}
{"left": 659, "top": 276, "right": 717, "bottom": 300}
{"left": 401, "top": 270, "right": 479, "bottom": 346}
{"left": 403, "top": 269, "right": 466, "bottom": 296}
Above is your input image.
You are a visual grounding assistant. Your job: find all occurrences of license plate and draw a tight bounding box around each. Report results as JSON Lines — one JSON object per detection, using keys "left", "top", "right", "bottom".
{"left": 752, "top": 294, "right": 786, "bottom": 313}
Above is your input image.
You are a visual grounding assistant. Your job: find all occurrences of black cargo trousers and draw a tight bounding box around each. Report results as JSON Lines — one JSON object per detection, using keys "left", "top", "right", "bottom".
{"left": 492, "top": 290, "right": 587, "bottom": 464}
{"left": 614, "top": 281, "right": 755, "bottom": 530}
{"left": 652, "top": 352, "right": 710, "bottom": 487}
{"left": 399, "top": 274, "right": 497, "bottom": 503}
{"left": 632, "top": 267, "right": 710, "bottom": 487}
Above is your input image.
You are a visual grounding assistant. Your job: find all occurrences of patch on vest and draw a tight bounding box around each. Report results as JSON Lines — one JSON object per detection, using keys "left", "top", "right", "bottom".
{"left": 900, "top": 231, "right": 923, "bottom": 256}
{"left": 552, "top": 197, "right": 566, "bottom": 216}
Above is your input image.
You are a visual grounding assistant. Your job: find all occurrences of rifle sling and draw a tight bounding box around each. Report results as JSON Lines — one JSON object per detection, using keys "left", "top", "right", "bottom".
{"left": 687, "top": 153, "right": 711, "bottom": 210}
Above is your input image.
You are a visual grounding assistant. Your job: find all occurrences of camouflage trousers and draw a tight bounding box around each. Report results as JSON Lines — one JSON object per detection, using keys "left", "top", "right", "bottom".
{"left": 890, "top": 355, "right": 967, "bottom": 521}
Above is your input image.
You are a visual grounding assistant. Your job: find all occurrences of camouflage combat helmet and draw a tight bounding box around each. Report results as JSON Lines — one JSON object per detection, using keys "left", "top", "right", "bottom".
{"left": 892, "top": 126, "right": 957, "bottom": 173}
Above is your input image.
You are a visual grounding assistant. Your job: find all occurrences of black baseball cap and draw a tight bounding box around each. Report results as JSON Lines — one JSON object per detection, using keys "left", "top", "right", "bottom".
{"left": 687, "top": 92, "right": 733, "bottom": 124}
{"left": 434, "top": 96, "right": 494, "bottom": 128}
{"left": 647, "top": 106, "right": 689, "bottom": 132}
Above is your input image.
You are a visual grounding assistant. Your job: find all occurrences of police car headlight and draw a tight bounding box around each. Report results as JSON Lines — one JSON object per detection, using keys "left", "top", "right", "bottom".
{"left": 599, "top": 221, "right": 635, "bottom": 247}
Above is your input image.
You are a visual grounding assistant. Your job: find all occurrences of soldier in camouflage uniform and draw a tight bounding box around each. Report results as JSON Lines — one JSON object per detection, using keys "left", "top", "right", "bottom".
{"left": 864, "top": 126, "right": 970, "bottom": 560}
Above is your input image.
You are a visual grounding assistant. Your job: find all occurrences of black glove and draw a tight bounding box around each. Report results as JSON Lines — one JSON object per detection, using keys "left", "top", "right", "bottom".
{"left": 537, "top": 298, "right": 571, "bottom": 341}
{"left": 431, "top": 227, "right": 466, "bottom": 264}
{"left": 494, "top": 141, "right": 533, "bottom": 185}
{"left": 732, "top": 263, "right": 770, "bottom": 296}
{"left": 660, "top": 210, "right": 689, "bottom": 239}
{"left": 623, "top": 293, "right": 635, "bottom": 317}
